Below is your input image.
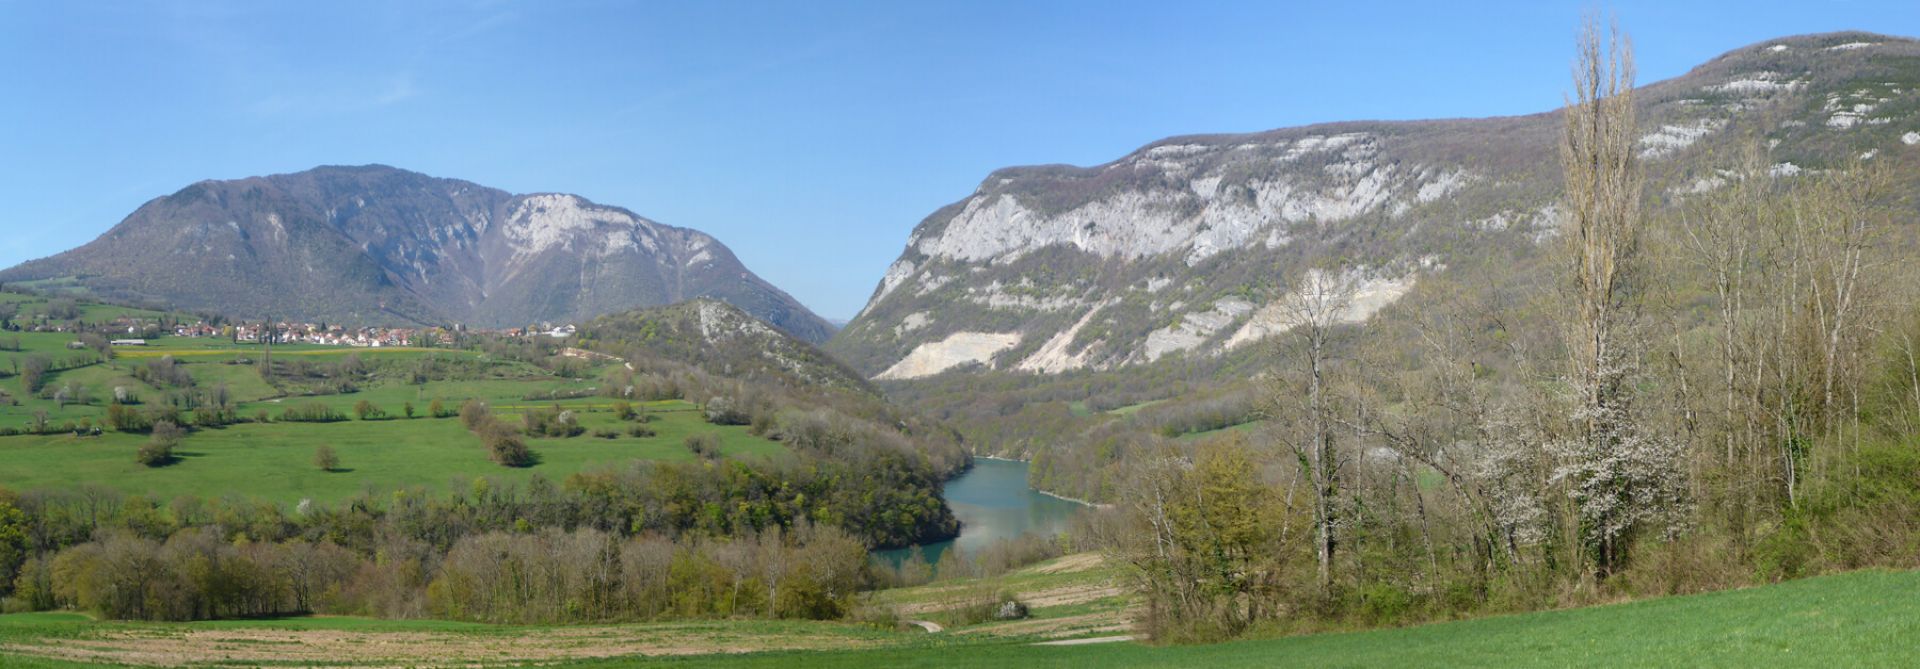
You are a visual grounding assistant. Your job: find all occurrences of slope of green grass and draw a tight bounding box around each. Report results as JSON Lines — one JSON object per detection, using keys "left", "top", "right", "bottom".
{"left": 0, "top": 399, "right": 781, "bottom": 504}
{"left": 0, "top": 329, "right": 787, "bottom": 504}
{"left": 1173, "top": 419, "right": 1262, "bottom": 442}
{"left": 1104, "top": 400, "right": 1164, "bottom": 416}
{"left": 636, "top": 568, "right": 1920, "bottom": 668}
{"left": 3, "top": 567, "right": 1915, "bottom": 667}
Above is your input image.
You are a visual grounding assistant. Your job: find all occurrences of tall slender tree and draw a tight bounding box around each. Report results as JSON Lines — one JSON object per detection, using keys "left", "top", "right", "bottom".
{"left": 1550, "top": 17, "right": 1687, "bottom": 577}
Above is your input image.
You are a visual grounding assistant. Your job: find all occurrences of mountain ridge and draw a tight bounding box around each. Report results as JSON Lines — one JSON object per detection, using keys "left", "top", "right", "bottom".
{"left": 0, "top": 164, "right": 836, "bottom": 342}
{"left": 828, "top": 30, "right": 1920, "bottom": 378}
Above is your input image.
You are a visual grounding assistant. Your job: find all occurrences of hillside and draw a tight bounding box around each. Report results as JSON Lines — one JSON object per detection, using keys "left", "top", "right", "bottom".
{"left": 829, "top": 31, "right": 1920, "bottom": 378}
{"left": 0, "top": 291, "right": 962, "bottom": 545}
{"left": 0, "top": 165, "right": 835, "bottom": 342}
{"left": 576, "top": 298, "right": 873, "bottom": 395}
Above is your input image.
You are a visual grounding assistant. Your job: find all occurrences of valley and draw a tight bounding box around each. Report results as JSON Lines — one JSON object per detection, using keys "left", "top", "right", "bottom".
{"left": 3, "top": 16, "right": 1920, "bottom": 668}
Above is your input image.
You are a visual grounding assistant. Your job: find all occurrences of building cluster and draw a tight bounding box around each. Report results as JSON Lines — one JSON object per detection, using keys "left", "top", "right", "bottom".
{"left": 172, "top": 322, "right": 455, "bottom": 348}
{"left": 21, "top": 304, "right": 577, "bottom": 348}
{"left": 170, "top": 320, "right": 578, "bottom": 346}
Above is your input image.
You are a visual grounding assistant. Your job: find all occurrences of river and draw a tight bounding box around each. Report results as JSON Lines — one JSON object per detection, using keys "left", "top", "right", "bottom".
{"left": 877, "top": 457, "right": 1087, "bottom": 566}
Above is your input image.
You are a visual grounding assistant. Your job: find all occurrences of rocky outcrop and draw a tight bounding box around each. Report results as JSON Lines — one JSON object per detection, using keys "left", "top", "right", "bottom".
{"left": 0, "top": 165, "right": 834, "bottom": 341}
{"left": 831, "top": 32, "right": 1920, "bottom": 379}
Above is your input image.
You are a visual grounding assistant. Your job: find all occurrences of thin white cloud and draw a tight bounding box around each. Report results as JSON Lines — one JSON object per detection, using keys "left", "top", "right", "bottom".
{"left": 245, "top": 73, "right": 421, "bottom": 117}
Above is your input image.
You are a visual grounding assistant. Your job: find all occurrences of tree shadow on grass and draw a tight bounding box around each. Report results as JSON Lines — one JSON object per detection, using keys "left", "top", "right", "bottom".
{"left": 142, "top": 451, "right": 198, "bottom": 468}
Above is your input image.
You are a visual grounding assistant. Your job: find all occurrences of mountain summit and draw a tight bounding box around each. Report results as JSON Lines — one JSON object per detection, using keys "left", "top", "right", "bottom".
{"left": 828, "top": 31, "right": 1920, "bottom": 377}
{"left": 0, "top": 165, "right": 833, "bottom": 341}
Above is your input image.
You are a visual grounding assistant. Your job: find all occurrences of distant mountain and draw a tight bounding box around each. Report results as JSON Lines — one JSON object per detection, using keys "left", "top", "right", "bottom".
{"left": 0, "top": 165, "right": 834, "bottom": 342}
{"left": 829, "top": 31, "right": 1920, "bottom": 378}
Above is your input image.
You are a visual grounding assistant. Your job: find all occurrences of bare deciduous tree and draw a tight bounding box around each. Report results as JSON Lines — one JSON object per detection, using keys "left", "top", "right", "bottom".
{"left": 1550, "top": 18, "right": 1688, "bottom": 576}
{"left": 1267, "top": 266, "right": 1359, "bottom": 588}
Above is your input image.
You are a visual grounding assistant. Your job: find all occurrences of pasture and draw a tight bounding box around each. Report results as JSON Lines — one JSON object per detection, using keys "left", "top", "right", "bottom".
{"left": 0, "top": 327, "right": 784, "bottom": 504}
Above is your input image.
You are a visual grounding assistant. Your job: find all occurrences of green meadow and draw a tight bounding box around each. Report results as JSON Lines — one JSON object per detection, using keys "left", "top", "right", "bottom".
{"left": 0, "top": 400, "right": 781, "bottom": 504}
{"left": 0, "top": 327, "right": 785, "bottom": 504}
{"left": 1, "top": 559, "right": 1915, "bottom": 667}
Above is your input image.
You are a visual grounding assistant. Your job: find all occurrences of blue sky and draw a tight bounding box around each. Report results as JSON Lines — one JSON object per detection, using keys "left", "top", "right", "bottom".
{"left": 1, "top": 1, "right": 1917, "bottom": 321}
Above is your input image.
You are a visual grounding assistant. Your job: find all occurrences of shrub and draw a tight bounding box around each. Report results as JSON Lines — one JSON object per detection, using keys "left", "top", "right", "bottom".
{"left": 458, "top": 400, "right": 490, "bottom": 431}
{"left": 684, "top": 433, "right": 722, "bottom": 460}
{"left": 591, "top": 428, "right": 619, "bottom": 439}
{"left": 106, "top": 403, "right": 149, "bottom": 432}
{"left": 627, "top": 423, "right": 656, "bottom": 438}
{"left": 280, "top": 403, "right": 346, "bottom": 423}
{"left": 940, "top": 589, "right": 1029, "bottom": 627}
{"left": 313, "top": 445, "right": 340, "bottom": 472}
{"left": 353, "top": 400, "right": 385, "bottom": 421}
{"left": 522, "top": 405, "right": 583, "bottom": 438}
{"left": 18, "top": 355, "right": 49, "bottom": 394}
{"left": 612, "top": 400, "right": 635, "bottom": 421}
{"left": 704, "top": 397, "right": 750, "bottom": 425}
{"left": 137, "top": 422, "right": 183, "bottom": 467}
{"left": 192, "top": 406, "right": 234, "bottom": 428}
{"left": 484, "top": 425, "right": 537, "bottom": 468}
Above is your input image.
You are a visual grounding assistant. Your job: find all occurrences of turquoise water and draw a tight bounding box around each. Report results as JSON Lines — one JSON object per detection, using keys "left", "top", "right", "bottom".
{"left": 878, "top": 457, "right": 1086, "bottom": 565}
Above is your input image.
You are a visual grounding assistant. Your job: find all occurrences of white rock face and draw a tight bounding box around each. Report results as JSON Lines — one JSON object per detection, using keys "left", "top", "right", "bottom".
{"left": 1904, "top": 132, "right": 1920, "bottom": 146}
{"left": 506, "top": 194, "right": 624, "bottom": 255}
{"left": 863, "top": 258, "right": 918, "bottom": 310}
{"left": 1142, "top": 298, "right": 1253, "bottom": 362}
{"left": 909, "top": 133, "right": 1432, "bottom": 269}
{"left": 1225, "top": 269, "right": 1415, "bottom": 349}
{"left": 1680, "top": 175, "right": 1729, "bottom": 195}
{"left": 1640, "top": 119, "right": 1726, "bottom": 159}
{"left": 896, "top": 311, "right": 932, "bottom": 335}
{"left": 500, "top": 193, "right": 670, "bottom": 266}
{"left": 876, "top": 331, "right": 1022, "bottom": 380}
{"left": 1705, "top": 72, "right": 1803, "bottom": 95}
{"left": 1416, "top": 169, "right": 1472, "bottom": 203}
{"left": 1016, "top": 303, "right": 1113, "bottom": 374}
{"left": 694, "top": 300, "right": 776, "bottom": 341}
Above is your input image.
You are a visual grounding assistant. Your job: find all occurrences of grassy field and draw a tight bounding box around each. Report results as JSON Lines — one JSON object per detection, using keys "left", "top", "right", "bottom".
{"left": 606, "top": 566, "right": 1920, "bottom": 668}
{"left": 0, "top": 327, "right": 786, "bottom": 504}
{"left": 0, "top": 399, "right": 781, "bottom": 504}
{"left": 1173, "top": 419, "right": 1262, "bottom": 442}
{"left": 2, "top": 558, "right": 1917, "bottom": 667}
{"left": 0, "top": 403, "right": 790, "bottom": 504}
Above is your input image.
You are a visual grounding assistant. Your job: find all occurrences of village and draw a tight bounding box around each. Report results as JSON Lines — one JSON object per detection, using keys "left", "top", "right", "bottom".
{"left": 169, "top": 320, "right": 579, "bottom": 347}
{"left": 3, "top": 297, "right": 578, "bottom": 348}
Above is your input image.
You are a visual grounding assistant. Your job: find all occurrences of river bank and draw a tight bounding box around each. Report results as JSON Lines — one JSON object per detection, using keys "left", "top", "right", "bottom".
{"left": 877, "top": 457, "right": 1088, "bottom": 564}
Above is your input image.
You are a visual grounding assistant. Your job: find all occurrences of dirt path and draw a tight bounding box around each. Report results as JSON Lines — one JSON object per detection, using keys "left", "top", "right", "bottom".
{"left": 1033, "top": 635, "right": 1134, "bottom": 646}
{"left": 0, "top": 622, "right": 886, "bottom": 667}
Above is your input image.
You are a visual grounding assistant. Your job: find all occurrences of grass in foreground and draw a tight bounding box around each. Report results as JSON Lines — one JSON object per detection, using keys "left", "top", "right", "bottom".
{"left": 644, "top": 567, "right": 1920, "bottom": 668}
{"left": 5, "top": 559, "right": 1917, "bottom": 667}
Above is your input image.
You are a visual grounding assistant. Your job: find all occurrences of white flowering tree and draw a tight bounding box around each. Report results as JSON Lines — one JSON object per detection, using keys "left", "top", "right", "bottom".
{"left": 1552, "top": 18, "right": 1689, "bottom": 576}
